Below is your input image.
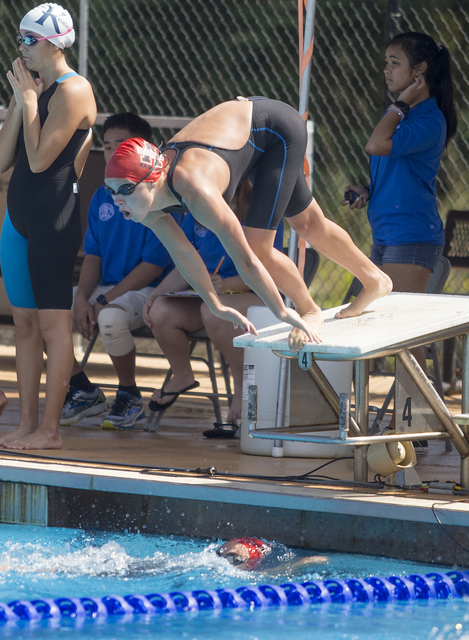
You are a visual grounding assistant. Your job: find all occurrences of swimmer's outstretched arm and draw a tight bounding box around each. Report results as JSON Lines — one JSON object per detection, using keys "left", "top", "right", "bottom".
{"left": 141, "top": 213, "right": 257, "bottom": 334}
{"left": 179, "top": 190, "right": 318, "bottom": 344}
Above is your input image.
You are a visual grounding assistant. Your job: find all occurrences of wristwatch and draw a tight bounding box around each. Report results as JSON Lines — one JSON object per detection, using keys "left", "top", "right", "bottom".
{"left": 96, "top": 294, "right": 108, "bottom": 306}
{"left": 393, "top": 101, "right": 410, "bottom": 117}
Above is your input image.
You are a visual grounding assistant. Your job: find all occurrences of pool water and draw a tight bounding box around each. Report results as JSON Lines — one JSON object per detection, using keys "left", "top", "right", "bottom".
{"left": 0, "top": 523, "right": 468, "bottom": 639}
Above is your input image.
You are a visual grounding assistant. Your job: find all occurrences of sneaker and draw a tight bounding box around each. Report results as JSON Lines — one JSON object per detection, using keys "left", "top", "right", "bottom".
{"left": 101, "top": 390, "right": 145, "bottom": 430}
{"left": 60, "top": 386, "right": 108, "bottom": 425}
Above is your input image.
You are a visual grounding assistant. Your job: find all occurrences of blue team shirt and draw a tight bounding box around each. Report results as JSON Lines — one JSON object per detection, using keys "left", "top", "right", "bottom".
{"left": 84, "top": 186, "right": 182, "bottom": 286}
{"left": 367, "top": 97, "right": 446, "bottom": 246}
{"left": 182, "top": 214, "right": 284, "bottom": 277}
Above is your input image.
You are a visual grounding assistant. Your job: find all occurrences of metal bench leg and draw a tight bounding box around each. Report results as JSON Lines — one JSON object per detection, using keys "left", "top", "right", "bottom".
{"left": 204, "top": 340, "right": 223, "bottom": 424}
{"left": 80, "top": 329, "right": 99, "bottom": 369}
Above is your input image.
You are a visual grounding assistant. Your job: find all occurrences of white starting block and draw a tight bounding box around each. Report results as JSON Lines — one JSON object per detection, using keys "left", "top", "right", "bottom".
{"left": 234, "top": 293, "right": 469, "bottom": 487}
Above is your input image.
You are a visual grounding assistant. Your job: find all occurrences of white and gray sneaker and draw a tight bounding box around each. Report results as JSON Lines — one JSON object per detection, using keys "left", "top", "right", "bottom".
{"left": 60, "top": 386, "right": 109, "bottom": 425}
{"left": 101, "top": 390, "right": 145, "bottom": 430}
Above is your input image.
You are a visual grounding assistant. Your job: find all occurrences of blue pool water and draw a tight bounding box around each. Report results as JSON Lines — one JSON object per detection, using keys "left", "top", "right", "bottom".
{"left": 0, "top": 523, "right": 468, "bottom": 639}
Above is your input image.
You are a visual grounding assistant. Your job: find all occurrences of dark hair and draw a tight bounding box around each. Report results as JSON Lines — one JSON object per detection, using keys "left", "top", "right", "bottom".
{"left": 102, "top": 112, "right": 152, "bottom": 142}
{"left": 390, "top": 32, "right": 457, "bottom": 145}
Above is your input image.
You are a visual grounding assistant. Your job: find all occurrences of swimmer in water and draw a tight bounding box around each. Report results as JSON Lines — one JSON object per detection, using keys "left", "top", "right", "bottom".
{"left": 216, "top": 537, "right": 328, "bottom": 571}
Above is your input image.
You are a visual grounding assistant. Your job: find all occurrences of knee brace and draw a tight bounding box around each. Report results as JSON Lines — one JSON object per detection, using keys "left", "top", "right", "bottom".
{"left": 98, "top": 306, "right": 135, "bottom": 357}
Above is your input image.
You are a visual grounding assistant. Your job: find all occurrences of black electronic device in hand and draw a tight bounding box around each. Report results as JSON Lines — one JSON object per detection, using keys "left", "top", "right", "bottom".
{"left": 344, "top": 190, "right": 359, "bottom": 204}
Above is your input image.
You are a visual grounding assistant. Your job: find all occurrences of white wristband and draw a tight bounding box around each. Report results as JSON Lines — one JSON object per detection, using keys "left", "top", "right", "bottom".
{"left": 386, "top": 105, "right": 404, "bottom": 121}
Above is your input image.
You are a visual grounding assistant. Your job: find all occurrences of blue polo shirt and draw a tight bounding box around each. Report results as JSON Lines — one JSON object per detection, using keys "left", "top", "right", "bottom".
{"left": 367, "top": 97, "right": 446, "bottom": 246}
{"left": 84, "top": 186, "right": 183, "bottom": 286}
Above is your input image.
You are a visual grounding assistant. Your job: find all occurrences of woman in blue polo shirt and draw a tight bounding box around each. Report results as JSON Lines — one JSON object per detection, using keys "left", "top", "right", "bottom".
{"left": 343, "top": 31, "right": 457, "bottom": 449}
{"left": 345, "top": 32, "right": 457, "bottom": 289}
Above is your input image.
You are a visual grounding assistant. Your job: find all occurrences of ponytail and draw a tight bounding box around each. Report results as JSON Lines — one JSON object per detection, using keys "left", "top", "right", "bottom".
{"left": 390, "top": 32, "right": 458, "bottom": 146}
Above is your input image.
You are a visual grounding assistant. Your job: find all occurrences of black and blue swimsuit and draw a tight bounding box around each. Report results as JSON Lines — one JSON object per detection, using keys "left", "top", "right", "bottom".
{"left": 1, "top": 72, "right": 89, "bottom": 310}
{"left": 161, "top": 97, "right": 313, "bottom": 231}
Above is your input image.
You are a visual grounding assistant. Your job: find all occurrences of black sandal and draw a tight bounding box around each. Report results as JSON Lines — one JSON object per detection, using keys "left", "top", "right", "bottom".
{"left": 148, "top": 381, "right": 200, "bottom": 412}
{"left": 203, "top": 422, "right": 239, "bottom": 439}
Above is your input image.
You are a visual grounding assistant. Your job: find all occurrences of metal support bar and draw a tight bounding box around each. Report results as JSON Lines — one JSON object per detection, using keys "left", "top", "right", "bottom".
{"left": 463, "top": 334, "right": 469, "bottom": 414}
{"left": 354, "top": 359, "right": 370, "bottom": 482}
{"left": 339, "top": 393, "right": 350, "bottom": 440}
{"left": 398, "top": 350, "right": 469, "bottom": 488}
{"left": 398, "top": 351, "right": 469, "bottom": 455}
{"left": 78, "top": 0, "right": 89, "bottom": 78}
{"left": 305, "top": 360, "right": 361, "bottom": 437}
{"left": 273, "top": 358, "right": 288, "bottom": 455}
{"left": 248, "top": 385, "right": 258, "bottom": 432}
{"left": 250, "top": 430, "right": 451, "bottom": 445}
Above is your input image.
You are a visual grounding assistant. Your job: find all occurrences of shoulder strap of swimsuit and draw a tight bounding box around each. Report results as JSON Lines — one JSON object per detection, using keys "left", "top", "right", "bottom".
{"left": 161, "top": 143, "right": 185, "bottom": 206}
{"left": 56, "top": 71, "right": 79, "bottom": 83}
{"left": 161, "top": 141, "right": 215, "bottom": 207}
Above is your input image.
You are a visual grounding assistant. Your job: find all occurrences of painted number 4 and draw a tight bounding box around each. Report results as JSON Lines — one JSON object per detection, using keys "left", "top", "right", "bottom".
{"left": 402, "top": 396, "right": 412, "bottom": 427}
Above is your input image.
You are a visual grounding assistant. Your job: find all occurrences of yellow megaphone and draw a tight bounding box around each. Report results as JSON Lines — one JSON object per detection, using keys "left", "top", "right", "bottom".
{"left": 367, "top": 430, "right": 417, "bottom": 476}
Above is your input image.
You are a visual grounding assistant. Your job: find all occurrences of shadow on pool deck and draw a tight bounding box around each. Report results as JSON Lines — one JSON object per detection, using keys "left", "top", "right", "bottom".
{"left": 0, "top": 344, "right": 467, "bottom": 567}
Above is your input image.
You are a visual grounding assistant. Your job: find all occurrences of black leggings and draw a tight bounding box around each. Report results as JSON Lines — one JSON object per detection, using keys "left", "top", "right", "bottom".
{"left": 242, "top": 98, "right": 313, "bottom": 229}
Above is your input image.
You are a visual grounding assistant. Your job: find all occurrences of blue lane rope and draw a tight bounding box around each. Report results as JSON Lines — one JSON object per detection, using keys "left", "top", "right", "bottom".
{"left": 1, "top": 571, "right": 468, "bottom": 622}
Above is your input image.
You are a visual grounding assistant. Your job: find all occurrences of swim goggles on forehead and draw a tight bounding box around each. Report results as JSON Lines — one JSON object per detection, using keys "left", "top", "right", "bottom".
{"left": 17, "top": 27, "right": 74, "bottom": 47}
{"left": 104, "top": 164, "right": 157, "bottom": 197}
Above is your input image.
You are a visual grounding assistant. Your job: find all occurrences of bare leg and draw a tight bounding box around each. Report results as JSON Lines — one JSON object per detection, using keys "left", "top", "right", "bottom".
{"left": 288, "top": 199, "right": 392, "bottom": 318}
{"left": 201, "top": 292, "right": 261, "bottom": 422}
{"left": 149, "top": 297, "right": 204, "bottom": 405}
{"left": 3, "top": 309, "right": 74, "bottom": 450}
{"left": 0, "top": 307, "right": 42, "bottom": 445}
{"left": 70, "top": 358, "right": 82, "bottom": 378}
{"left": 244, "top": 227, "right": 323, "bottom": 351}
{"left": 109, "top": 348, "right": 137, "bottom": 387}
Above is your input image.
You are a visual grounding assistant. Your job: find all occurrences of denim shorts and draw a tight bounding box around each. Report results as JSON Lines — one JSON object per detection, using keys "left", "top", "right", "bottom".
{"left": 370, "top": 243, "right": 444, "bottom": 272}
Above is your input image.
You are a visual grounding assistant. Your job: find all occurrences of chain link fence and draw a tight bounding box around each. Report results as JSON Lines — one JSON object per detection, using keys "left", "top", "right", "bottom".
{"left": 0, "top": 0, "right": 468, "bottom": 308}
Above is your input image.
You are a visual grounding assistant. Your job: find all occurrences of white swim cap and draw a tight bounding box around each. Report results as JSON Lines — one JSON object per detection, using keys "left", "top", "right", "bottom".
{"left": 20, "top": 3, "right": 75, "bottom": 49}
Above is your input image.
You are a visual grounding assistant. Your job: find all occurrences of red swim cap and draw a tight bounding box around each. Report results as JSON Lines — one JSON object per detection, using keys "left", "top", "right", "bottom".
{"left": 105, "top": 138, "right": 166, "bottom": 183}
{"left": 231, "top": 538, "right": 269, "bottom": 567}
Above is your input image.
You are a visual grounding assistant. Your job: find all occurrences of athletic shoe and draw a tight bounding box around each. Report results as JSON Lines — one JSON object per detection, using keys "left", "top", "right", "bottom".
{"left": 60, "top": 386, "right": 109, "bottom": 425}
{"left": 101, "top": 390, "right": 145, "bottom": 430}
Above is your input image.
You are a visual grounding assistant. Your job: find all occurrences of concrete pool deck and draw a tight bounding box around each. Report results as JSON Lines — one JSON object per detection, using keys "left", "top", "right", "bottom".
{"left": 0, "top": 344, "right": 467, "bottom": 567}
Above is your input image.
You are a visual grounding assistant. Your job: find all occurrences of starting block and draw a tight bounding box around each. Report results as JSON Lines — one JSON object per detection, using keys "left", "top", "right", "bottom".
{"left": 234, "top": 293, "right": 469, "bottom": 487}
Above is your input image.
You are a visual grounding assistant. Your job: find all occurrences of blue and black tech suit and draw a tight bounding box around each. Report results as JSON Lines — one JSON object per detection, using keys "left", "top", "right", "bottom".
{"left": 0, "top": 72, "right": 89, "bottom": 310}
{"left": 161, "top": 97, "right": 313, "bottom": 231}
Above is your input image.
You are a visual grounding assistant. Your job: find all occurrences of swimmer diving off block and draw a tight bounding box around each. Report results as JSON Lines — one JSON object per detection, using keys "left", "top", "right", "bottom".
{"left": 104, "top": 97, "right": 391, "bottom": 351}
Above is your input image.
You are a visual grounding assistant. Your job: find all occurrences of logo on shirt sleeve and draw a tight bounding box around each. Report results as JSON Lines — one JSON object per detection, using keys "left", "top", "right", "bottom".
{"left": 99, "top": 203, "right": 115, "bottom": 221}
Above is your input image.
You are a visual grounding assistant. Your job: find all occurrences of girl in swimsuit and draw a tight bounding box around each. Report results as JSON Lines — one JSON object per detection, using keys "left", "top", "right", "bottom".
{"left": 0, "top": 3, "right": 96, "bottom": 450}
{"left": 104, "top": 98, "right": 392, "bottom": 355}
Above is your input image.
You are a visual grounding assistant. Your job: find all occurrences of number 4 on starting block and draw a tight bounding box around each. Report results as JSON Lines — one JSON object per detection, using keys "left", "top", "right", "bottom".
{"left": 394, "top": 358, "right": 444, "bottom": 433}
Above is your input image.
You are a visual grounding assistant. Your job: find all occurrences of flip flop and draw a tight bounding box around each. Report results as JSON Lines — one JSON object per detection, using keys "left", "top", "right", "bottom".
{"left": 203, "top": 422, "right": 239, "bottom": 439}
{"left": 148, "top": 381, "right": 200, "bottom": 412}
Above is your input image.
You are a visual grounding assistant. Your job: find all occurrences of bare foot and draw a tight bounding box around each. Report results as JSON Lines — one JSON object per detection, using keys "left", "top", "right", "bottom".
{"left": 227, "top": 394, "right": 242, "bottom": 423}
{"left": 288, "top": 309, "right": 324, "bottom": 352}
{"left": 150, "top": 373, "right": 196, "bottom": 407}
{"left": 0, "top": 391, "right": 8, "bottom": 418}
{"left": 1, "top": 427, "right": 62, "bottom": 450}
{"left": 335, "top": 272, "right": 392, "bottom": 319}
{"left": 0, "top": 423, "right": 39, "bottom": 446}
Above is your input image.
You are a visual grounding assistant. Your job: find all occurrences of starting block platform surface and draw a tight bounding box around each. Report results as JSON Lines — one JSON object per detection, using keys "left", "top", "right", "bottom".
{"left": 234, "top": 293, "right": 469, "bottom": 358}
